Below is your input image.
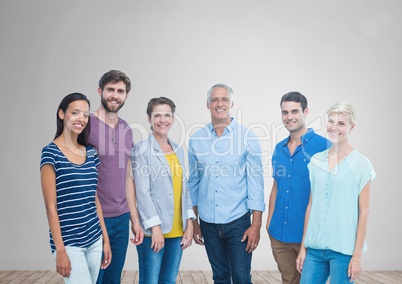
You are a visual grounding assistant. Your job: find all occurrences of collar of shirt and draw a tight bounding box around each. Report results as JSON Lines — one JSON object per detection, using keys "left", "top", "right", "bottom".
{"left": 207, "top": 117, "right": 237, "bottom": 137}
{"left": 282, "top": 127, "right": 315, "bottom": 147}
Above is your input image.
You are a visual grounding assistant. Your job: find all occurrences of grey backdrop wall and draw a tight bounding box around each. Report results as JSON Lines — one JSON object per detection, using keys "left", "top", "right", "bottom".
{"left": 1, "top": 0, "right": 401, "bottom": 271}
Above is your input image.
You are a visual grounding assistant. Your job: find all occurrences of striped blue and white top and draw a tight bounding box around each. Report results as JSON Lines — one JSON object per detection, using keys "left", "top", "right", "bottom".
{"left": 40, "top": 142, "right": 102, "bottom": 253}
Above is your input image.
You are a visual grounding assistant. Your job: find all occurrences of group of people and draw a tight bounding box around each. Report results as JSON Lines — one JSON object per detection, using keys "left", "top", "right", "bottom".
{"left": 40, "top": 69, "right": 375, "bottom": 284}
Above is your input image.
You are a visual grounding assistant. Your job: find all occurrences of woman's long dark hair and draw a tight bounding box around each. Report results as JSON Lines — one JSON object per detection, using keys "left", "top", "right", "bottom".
{"left": 54, "top": 93, "right": 91, "bottom": 146}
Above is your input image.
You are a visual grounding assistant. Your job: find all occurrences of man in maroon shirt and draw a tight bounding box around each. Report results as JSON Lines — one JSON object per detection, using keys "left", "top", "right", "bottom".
{"left": 88, "top": 70, "right": 144, "bottom": 284}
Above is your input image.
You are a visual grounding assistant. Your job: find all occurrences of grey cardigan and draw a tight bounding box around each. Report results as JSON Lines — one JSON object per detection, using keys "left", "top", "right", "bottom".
{"left": 130, "top": 134, "right": 196, "bottom": 235}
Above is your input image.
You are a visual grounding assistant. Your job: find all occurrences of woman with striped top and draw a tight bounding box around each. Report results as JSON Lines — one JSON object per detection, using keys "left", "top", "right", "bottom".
{"left": 40, "top": 93, "right": 111, "bottom": 283}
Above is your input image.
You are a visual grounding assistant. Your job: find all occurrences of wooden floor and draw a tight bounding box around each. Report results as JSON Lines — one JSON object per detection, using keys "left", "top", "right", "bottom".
{"left": 0, "top": 270, "right": 401, "bottom": 283}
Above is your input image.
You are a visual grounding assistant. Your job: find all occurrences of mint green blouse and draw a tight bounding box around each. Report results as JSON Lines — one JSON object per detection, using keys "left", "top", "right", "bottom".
{"left": 304, "top": 149, "right": 376, "bottom": 255}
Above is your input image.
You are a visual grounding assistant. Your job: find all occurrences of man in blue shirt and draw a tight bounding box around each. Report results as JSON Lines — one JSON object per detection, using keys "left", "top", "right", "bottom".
{"left": 188, "top": 84, "right": 265, "bottom": 284}
{"left": 266, "top": 92, "right": 330, "bottom": 284}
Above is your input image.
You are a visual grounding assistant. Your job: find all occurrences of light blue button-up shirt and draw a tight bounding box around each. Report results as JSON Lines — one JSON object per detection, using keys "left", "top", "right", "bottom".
{"left": 188, "top": 118, "right": 265, "bottom": 224}
{"left": 305, "top": 149, "right": 376, "bottom": 255}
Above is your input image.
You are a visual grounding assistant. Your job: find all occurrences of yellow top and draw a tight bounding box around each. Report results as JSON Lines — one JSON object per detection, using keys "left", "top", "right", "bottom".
{"left": 163, "top": 152, "right": 183, "bottom": 238}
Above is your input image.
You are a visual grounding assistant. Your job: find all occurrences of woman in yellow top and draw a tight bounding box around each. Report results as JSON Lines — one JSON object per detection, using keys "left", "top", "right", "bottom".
{"left": 130, "top": 97, "right": 195, "bottom": 284}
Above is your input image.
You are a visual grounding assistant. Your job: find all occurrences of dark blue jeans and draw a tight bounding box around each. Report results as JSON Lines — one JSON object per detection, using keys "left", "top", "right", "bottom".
{"left": 200, "top": 213, "right": 252, "bottom": 284}
{"left": 96, "top": 212, "right": 130, "bottom": 284}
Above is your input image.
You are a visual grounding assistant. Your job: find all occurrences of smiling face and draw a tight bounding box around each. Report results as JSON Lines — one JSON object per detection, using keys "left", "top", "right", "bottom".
{"left": 98, "top": 81, "right": 128, "bottom": 113}
{"left": 58, "top": 100, "right": 90, "bottom": 136}
{"left": 207, "top": 86, "right": 233, "bottom": 125}
{"left": 281, "top": 101, "right": 308, "bottom": 134}
{"left": 326, "top": 112, "right": 354, "bottom": 144}
{"left": 149, "top": 104, "right": 174, "bottom": 137}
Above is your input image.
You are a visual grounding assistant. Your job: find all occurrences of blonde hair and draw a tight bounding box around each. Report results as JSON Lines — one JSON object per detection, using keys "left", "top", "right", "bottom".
{"left": 326, "top": 101, "right": 356, "bottom": 125}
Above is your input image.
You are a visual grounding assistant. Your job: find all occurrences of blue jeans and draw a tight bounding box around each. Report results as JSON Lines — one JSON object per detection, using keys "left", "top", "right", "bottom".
{"left": 96, "top": 212, "right": 130, "bottom": 284}
{"left": 54, "top": 237, "right": 102, "bottom": 284}
{"left": 136, "top": 236, "right": 183, "bottom": 284}
{"left": 200, "top": 213, "right": 252, "bottom": 284}
{"left": 300, "top": 248, "right": 353, "bottom": 284}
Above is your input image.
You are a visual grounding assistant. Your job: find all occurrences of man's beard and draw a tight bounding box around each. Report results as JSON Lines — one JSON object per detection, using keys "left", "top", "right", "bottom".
{"left": 101, "top": 96, "right": 125, "bottom": 113}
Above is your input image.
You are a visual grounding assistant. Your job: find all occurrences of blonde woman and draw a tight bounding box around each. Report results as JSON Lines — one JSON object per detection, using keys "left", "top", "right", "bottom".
{"left": 296, "top": 101, "right": 376, "bottom": 283}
